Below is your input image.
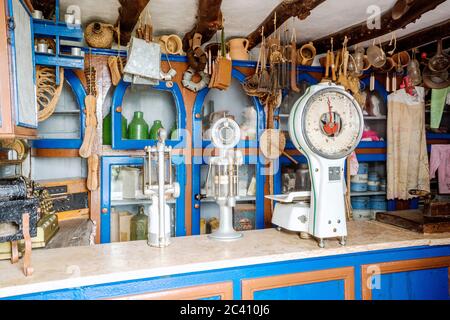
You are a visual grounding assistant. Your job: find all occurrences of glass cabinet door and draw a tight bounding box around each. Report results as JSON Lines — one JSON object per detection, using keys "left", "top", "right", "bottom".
{"left": 192, "top": 154, "right": 264, "bottom": 235}
{"left": 101, "top": 156, "right": 185, "bottom": 243}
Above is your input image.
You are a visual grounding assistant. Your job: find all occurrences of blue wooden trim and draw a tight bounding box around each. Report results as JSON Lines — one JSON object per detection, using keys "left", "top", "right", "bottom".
{"left": 100, "top": 155, "right": 186, "bottom": 243}
{"left": 427, "top": 133, "right": 450, "bottom": 140}
{"left": 111, "top": 80, "right": 186, "bottom": 150}
{"left": 32, "top": 19, "right": 83, "bottom": 41}
{"left": 35, "top": 53, "right": 84, "bottom": 69}
{"left": 356, "top": 153, "right": 386, "bottom": 162}
{"left": 32, "top": 69, "right": 87, "bottom": 149}
{"left": 296, "top": 72, "right": 320, "bottom": 85}
{"left": 6, "top": 244, "right": 450, "bottom": 300}
{"left": 7, "top": 0, "right": 38, "bottom": 129}
{"left": 192, "top": 68, "right": 265, "bottom": 149}
{"left": 357, "top": 141, "right": 387, "bottom": 149}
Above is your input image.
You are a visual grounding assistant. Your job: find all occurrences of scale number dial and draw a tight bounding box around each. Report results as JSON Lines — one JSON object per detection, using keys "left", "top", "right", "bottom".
{"left": 302, "top": 88, "right": 363, "bottom": 159}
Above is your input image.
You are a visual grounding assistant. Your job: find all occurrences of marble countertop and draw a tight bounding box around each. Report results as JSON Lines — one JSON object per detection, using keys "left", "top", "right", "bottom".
{"left": 1, "top": 221, "right": 450, "bottom": 298}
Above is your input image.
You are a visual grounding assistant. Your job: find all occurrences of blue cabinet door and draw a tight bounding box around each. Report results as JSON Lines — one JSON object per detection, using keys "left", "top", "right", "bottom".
{"left": 372, "top": 268, "right": 449, "bottom": 300}
{"left": 100, "top": 155, "right": 186, "bottom": 243}
{"left": 362, "top": 256, "right": 450, "bottom": 300}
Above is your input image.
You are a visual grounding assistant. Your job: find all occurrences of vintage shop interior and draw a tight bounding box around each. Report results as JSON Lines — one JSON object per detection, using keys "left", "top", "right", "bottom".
{"left": 0, "top": 0, "right": 450, "bottom": 300}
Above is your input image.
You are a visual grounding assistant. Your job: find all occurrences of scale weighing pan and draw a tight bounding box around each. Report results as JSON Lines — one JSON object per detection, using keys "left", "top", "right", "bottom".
{"left": 265, "top": 191, "right": 311, "bottom": 203}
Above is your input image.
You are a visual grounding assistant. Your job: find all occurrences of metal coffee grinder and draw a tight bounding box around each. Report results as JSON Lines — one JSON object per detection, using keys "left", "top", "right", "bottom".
{"left": 143, "top": 128, "right": 180, "bottom": 247}
{"left": 206, "top": 118, "right": 243, "bottom": 240}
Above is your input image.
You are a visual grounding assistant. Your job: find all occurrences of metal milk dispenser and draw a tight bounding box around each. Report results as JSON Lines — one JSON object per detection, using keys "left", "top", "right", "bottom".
{"left": 206, "top": 118, "right": 243, "bottom": 240}
{"left": 143, "top": 128, "right": 180, "bottom": 247}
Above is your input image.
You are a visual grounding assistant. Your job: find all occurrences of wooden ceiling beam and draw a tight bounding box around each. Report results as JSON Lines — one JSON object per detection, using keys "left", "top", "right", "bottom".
{"left": 311, "top": 0, "right": 446, "bottom": 54}
{"left": 381, "top": 20, "right": 450, "bottom": 52}
{"left": 182, "top": 0, "right": 223, "bottom": 52}
{"left": 115, "top": 0, "right": 150, "bottom": 45}
{"left": 246, "top": 0, "right": 326, "bottom": 50}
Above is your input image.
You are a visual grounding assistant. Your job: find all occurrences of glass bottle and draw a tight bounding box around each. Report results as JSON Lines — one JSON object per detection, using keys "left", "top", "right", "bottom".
{"left": 130, "top": 206, "right": 148, "bottom": 241}
{"left": 149, "top": 120, "right": 164, "bottom": 140}
{"left": 128, "top": 111, "right": 149, "bottom": 140}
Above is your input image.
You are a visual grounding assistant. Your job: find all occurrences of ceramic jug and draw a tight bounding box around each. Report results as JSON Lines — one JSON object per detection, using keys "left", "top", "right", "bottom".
{"left": 128, "top": 111, "right": 149, "bottom": 140}
{"left": 149, "top": 120, "right": 164, "bottom": 140}
{"left": 102, "top": 113, "right": 128, "bottom": 145}
{"left": 228, "top": 38, "right": 250, "bottom": 61}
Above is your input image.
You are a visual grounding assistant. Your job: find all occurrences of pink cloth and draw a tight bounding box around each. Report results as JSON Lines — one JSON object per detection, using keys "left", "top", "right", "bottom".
{"left": 349, "top": 151, "right": 359, "bottom": 176}
{"left": 430, "top": 145, "right": 450, "bottom": 194}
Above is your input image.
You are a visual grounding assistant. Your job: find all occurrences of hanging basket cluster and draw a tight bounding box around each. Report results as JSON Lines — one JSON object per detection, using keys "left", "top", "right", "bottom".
{"left": 36, "top": 66, "right": 64, "bottom": 122}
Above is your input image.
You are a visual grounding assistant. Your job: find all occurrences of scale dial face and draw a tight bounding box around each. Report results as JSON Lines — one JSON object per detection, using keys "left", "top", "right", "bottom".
{"left": 301, "top": 88, "right": 363, "bottom": 159}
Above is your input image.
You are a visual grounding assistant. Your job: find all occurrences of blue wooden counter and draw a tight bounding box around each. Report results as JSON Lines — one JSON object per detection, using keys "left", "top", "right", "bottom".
{"left": 0, "top": 221, "right": 449, "bottom": 300}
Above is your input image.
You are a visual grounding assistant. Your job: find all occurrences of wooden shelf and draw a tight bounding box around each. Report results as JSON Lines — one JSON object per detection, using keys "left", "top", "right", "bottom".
{"left": 111, "top": 198, "right": 176, "bottom": 206}
{"left": 200, "top": 196, "right": 256, "bottom": 203}
{"left": 364, "top": 115, "right": 387, "bottom": 120}
{"left": 33, "top": 19, "right": 83, "bottom": 41}
{"left": 35, "top": 53, "right": 84, "bottom": 69}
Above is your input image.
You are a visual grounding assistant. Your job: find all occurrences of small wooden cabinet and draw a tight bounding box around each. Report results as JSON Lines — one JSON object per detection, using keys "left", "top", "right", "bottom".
{"left": 0, "top": 0, "right": 37, "bottom": 139}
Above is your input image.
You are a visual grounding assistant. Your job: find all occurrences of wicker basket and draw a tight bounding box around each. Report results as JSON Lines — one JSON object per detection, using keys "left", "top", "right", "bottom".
{"left": 85, "top": 22, "right": 114, "bottom": 49}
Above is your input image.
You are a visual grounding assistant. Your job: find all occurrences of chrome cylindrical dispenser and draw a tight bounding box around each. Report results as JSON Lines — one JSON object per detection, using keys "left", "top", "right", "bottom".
{"left": 206, "top": 118, "right": 243, "bottom": 240}
{"left": 143, "top": 128, "right": 179, "bottom": 248}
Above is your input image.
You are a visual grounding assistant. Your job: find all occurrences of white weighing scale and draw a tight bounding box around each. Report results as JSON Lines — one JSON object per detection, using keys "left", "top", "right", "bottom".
{"left": 268, "top": 82, "right": 364, "bottom": 248}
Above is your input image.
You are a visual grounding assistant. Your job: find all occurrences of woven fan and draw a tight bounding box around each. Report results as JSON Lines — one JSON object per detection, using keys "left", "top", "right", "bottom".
{"left": 36, "top": 66, "right": 64, "bottom": 122}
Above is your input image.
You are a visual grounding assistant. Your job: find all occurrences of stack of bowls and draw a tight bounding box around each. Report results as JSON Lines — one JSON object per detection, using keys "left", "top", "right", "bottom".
{"left": 351, "top": 163, "right": 369, "bottom": 192}
{"left": 367, "top": 172, "right": 380, "bottom": 192}
{"left": 351, "top": 196, "right": 372, "bottom": 221}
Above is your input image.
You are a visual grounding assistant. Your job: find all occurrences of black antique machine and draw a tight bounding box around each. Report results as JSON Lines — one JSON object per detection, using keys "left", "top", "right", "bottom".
{"left": 0, "top": 177, "right": 41, "bottom": 276}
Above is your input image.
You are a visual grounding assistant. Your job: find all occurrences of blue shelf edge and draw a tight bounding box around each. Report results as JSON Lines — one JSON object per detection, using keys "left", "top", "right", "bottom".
{"left": 35, "top": 53, "right": 84, "bottom": 69}
{"left": 33, "top": 19, "right": 83, "bottom": 41}
{"left": 201, "top": 140, "right": 258, "bottom": 149}
{"left": 426, "top": 132, "right": 450, "bottom": 140}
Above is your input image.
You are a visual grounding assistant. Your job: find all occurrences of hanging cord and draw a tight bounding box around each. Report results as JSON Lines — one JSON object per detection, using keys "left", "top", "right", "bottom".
{"left": 387, "top": 32, "right": 397, "bottom": 56}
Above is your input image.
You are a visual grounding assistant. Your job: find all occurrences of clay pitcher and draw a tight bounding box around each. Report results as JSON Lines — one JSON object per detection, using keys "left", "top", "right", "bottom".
{"left": 228, "top": 38, "right": 250, "bottom": 61}
{"left": 298, "top": 42, "right": 316, "bottom": 66}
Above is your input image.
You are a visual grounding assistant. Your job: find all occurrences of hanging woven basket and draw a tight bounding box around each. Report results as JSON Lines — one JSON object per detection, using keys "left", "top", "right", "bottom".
{"left": 85, "top": 22, "right": 114, "bottom": 49}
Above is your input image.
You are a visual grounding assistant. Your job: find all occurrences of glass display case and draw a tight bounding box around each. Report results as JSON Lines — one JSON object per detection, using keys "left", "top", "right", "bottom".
{"left": 100, "top": 155, "right": 186, "bottom": 243}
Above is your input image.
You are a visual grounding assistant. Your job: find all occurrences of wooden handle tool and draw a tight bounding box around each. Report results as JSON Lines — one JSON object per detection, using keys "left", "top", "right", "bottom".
{"left": 87, "top": 154, "right": 99, "bottom": 191}
{"left": 79, "top": 95, "right": 97, "bottom": 158}
{"left": 331, "top": 51, "right": 336, "bottom": 81}
{"left": 290, "top": 40, "right": 300, "bottom": 92}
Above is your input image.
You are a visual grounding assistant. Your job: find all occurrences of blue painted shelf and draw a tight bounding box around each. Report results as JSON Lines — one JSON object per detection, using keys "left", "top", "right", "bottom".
{"left": 35, "top": 52, "right": 84, "bottom": 69}
{"left": 32, "top": 0, "right": 84, "bottom": 84}
{"left": 33, "top": 19, "right": 83, "bottom": 41}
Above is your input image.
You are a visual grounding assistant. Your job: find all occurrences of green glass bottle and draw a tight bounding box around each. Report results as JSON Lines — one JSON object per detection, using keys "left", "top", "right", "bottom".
{"left": 130, "top": 206, "right": 148, "bottom": 241}
{"left": 102, "top": 113, "right": 128, "bottom": 145}
{"left": 128, "top": 111, "right": 149, "bottom": 140}
{"left": 149, "top": 120, "right": 164, "bottom": 140}
{"left": 169, "top": 123, "right": 178, "bottom": 140}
